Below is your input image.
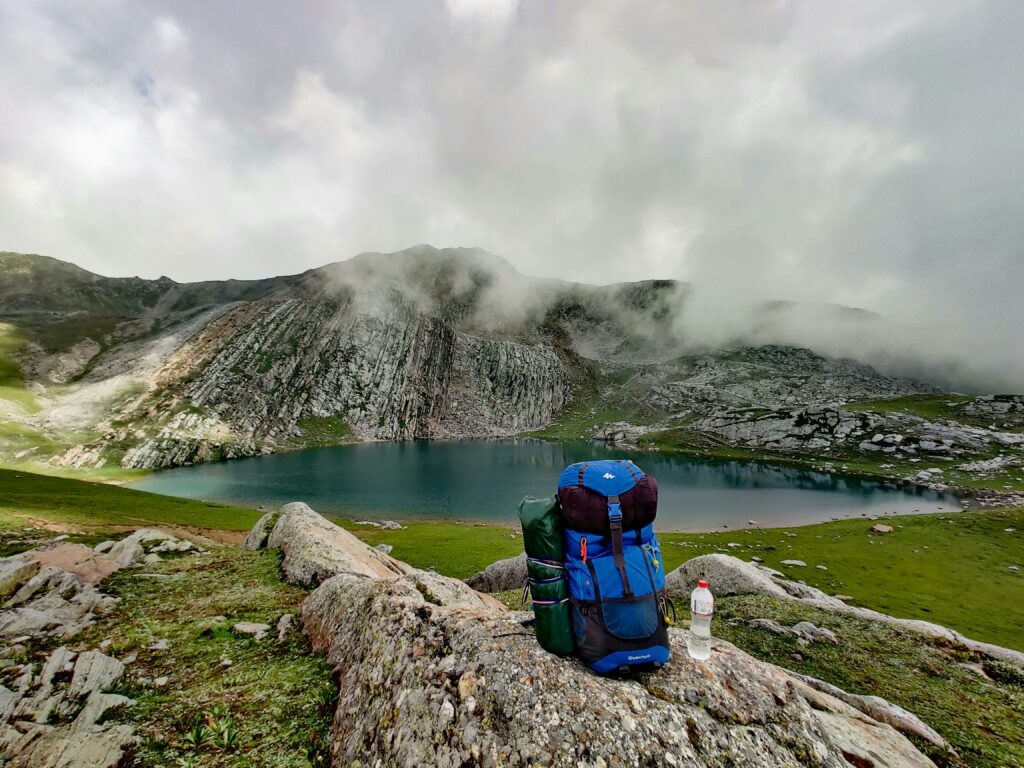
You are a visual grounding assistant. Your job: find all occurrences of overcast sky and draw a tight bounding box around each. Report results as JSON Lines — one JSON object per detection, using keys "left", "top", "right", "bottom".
{"left": 1, "top": 1, "right": 1022, "bottom": 384}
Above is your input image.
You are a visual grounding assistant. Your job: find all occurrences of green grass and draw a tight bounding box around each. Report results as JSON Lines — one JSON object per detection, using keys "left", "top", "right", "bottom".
{"left": 342, "top": 506, "right": 1024, "bottom": 651}
{"left": 714, "top": 595, "right": 1024, "bottom": 768}
{"left": 0, "top": 468, "right": 261, "bottom": 531}
{"left": 340, "top": 519, "right": 524, "bottom": 580}
{"left": 34, "top": 314, "right": 122, "bottom": 352}
{"left": 846, "top": 393, "right": 972, "bottom": 419}
{"left": 57, "top": 546, "right": 333, "bottom": 767}
{"left": 527, "top": 378, "right": 648, "bottom": 440}
{"left": 0, "top": 323, "right": 39, "bottom": 412}
{"left": 294, "top": 414, "right": 354, "bottom": 447}
{"left": 656, "top": 509, "right": 1024, "bottom": 651}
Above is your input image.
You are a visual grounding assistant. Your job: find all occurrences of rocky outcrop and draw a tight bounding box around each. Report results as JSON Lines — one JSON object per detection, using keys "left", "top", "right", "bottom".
{"left": 666, "top": 554, "right": 1024, "bottom": 667}
{"left": 242, "top": 511, "right": 278, "bottom": 551}
{"left": 628, "top": 345, "right": 936, "bottom": 416}
{"left": 252, "top": 503, "right": 936, "bottom": 767}
{"left": 0, "top": 646, "right": 136, "bottom": 768}
{"left": 266, "top": 502, "right": 415, "bottom": 585}
{"left": 464, "top": 552, "right": 526, "bottom": 593}
{"left": 15, "top": 247, "right": 959, "bottom": 473}
{"left": 666, "top": 553, "right": 793, "bottom": 601}
{"left": 0, "top": 527, "right": 202, "bottom": 767}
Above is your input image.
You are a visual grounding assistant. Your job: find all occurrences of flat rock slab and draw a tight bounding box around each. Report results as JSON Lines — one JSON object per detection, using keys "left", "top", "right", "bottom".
{"left": 16, "top": 545, "right": 119, "bottom": 585}
{"left": 0, "top": 560, "right": 40, "bottom": 599}
{"left": 232, "top": 622, "right": 270, "bottom": 641}
{"left": 2, "top": 722, "right": 136, "bottom": 767}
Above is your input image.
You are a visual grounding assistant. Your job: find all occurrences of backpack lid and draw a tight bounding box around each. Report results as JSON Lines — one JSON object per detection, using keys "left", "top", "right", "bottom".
{"left": 558, "top": 459, "right": 645, "bottom": 498}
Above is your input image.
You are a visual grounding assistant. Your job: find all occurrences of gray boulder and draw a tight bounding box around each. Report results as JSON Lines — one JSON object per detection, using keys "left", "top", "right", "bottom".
{"left": 665, "top": 554, "right": 791, "bottom": 600}
{"left": 265, "top": 502, "right": 415, "bottom": 586}
{"left": 67, "top": 652, "right": 124, "bottom": 700}
{"left": 243, "top": 511, "right": 277, "bottom": 551}
{"left": 464, "top": 552, "right": 527, "bottom": 592}
{"left": 274, "top": 504, "right": 934, "bottom": 767}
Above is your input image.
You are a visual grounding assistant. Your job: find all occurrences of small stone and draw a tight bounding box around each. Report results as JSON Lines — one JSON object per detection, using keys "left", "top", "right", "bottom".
{"left": 232, "top": 622, "right": 271, "bottom": 641}
{"left": 751, "top": 557, "right": 763, "bottom": 563}
{"left": 781, "top": 560, "right": 806, "bottom": 567}
{"left": 815, "top": 565, "right": 828, "bottom": 571}
{"left": 439, "top": 699, "right": 455, "bottom": 722}
{"left": 153, "top": 676, "right": 169, "bottom": 687}
{"left": 148, "top": 639, "right": 170, "bottom": 651}
{"left": 870, "top": 524, "right": 894, "bottom": 534}
{"left": 1009, "top": 566, "right": 1020, "bottom": 572}
{"left": 276, "top": 613, "right": 294, "bottom": 642}
{"left": 220, "top": 657, "right": 232, "bottom": 668}
{"left": 374, "top": 544, "right": 394, "bottom": 555}
{"left": 458, "top": 672, "right": 479, "bottom": 700}
{"left": 834, "top": 595, "right": 854, "bottom": 602}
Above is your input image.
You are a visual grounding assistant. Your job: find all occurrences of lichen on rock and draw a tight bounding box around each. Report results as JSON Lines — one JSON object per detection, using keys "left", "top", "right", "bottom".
{"left": 257, "top": 502, "right": 937, "bottom": 767}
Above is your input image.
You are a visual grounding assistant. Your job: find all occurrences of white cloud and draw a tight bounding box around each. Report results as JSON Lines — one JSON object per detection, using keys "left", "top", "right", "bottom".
{"left": 0, "top": 0, "right": 1021, "bottom": 388}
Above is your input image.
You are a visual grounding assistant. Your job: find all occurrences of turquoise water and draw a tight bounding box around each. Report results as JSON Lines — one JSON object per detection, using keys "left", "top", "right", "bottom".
{"left": 130, "top": 439, "right": 956, "bottom": 531}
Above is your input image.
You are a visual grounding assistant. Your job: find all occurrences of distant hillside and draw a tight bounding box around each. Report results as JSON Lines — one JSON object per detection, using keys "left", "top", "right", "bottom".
{"left": 0, "top": 246, "right": 936, "bottom": 472}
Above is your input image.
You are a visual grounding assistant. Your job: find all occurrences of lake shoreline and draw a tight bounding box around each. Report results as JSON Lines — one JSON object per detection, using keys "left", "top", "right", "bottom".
{"left": 129, "top": 439, "right": 958, "bottom": 530}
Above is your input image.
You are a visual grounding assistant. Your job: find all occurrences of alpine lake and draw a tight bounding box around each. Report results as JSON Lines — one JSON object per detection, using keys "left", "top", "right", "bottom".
{"left": 131, "top": 439, "right": 957, "bottom": 531}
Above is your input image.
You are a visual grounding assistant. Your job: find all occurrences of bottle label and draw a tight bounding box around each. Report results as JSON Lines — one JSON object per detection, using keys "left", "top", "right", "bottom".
{"left": 691, "top": 597, "right": 713, "bottom": 617}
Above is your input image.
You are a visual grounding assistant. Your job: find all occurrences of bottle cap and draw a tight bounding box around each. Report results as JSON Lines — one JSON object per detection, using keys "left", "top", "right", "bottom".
{"left": 698, "top": 580, "right": 709, "bottom": 588}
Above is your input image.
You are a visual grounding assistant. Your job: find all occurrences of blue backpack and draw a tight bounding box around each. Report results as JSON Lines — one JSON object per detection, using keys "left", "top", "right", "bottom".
{"left": 558, "top": 459, "right": 671, "bottom": 674}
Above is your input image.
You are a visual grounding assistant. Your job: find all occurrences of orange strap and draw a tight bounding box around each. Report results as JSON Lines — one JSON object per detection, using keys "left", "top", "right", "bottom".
{"left": 580, "top": 536, "right": 588, "bottom": 564}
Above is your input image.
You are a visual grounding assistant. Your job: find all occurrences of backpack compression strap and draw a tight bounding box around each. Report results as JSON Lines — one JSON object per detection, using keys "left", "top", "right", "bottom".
{"left": 606, "top": 494, "right": 632, "bottom": 597}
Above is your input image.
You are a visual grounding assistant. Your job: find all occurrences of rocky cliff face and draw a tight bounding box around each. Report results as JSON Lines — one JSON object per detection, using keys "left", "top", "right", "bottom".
{"left": 1, "top": 246, "right": 942, "bottom": 471}
{"left": 249, "top": 502, "right": 936, "bottom": 768}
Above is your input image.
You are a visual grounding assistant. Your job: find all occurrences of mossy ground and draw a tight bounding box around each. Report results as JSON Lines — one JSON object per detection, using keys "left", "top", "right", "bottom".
{"left": 5, "top": 541, "right": 336, "bottom": 767}
{"left": 712, "top": 595, "right": 1024, "bottom": 768}
{"left": 337, "top": 518, "right": 524, "bottom": 580}
{"left": 291, "top": 415, "right": 356, "bottom": 448}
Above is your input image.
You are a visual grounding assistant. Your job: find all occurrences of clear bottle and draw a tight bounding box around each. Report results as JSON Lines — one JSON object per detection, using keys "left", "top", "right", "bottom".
{"left": 687, "top": 579, "right": 714, "bottom": 661}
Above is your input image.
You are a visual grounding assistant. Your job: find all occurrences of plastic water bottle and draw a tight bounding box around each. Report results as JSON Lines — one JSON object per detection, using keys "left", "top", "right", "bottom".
{"left": 687, "top": 580, "right": 714, "bottom": 660}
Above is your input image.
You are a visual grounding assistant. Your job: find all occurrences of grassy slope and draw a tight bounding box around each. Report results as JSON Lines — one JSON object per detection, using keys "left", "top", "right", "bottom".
{"left": 662, "top": 509, "right": 1024, "bottom": 651}
{"left": 0, "top": 468, "right": 261, "bottom": 531}
{"left": 714, "top": 595, "right": 1023, "bottom": 768}
{"left": 338, "top": 519, "right": 524, "bottom": 580}
{"left": 0, "top": 323, "right": 39, "bottom": 413}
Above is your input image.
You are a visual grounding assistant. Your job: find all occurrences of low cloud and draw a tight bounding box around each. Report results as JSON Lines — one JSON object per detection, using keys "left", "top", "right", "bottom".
{"left": 0, "top": 1, "right": 1020, "bottom": 390}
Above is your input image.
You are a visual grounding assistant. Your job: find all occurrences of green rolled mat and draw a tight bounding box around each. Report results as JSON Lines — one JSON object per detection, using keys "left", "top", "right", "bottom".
{"left": 518, "top": 495, "right": 575, "bottom": 656}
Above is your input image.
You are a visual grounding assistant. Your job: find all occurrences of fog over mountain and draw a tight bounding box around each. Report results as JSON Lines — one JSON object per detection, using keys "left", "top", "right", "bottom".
{"left": 1, "top": 1, "right": 1021, "bottom": 389}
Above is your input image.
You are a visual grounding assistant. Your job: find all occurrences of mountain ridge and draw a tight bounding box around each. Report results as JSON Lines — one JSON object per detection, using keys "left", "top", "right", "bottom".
{"left": 2, "top": 246, "right": 1004, "bottom": 485}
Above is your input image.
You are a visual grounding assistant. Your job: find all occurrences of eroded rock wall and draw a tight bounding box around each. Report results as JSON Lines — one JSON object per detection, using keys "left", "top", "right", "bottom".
{"left": 109, "top": 294, "right": 573, "bottom": 468}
